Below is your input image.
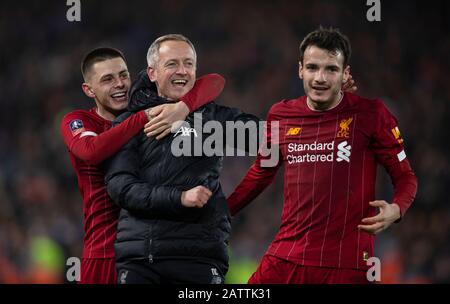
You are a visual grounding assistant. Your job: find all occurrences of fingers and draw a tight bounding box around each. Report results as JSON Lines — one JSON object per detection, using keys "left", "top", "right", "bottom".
{"left": 144, "top": 121, "right": 170, "bottom": 137}
{"left": 342, "top": 76, "right": 352, "bottom": 86}
{"left": 360, "top": 214, "right": 383, "bottom": 225}
{"left": 144, "top": 122, "right": 152, "bottom": 136}
{"left": 199, "top": 186, "right": 213, "bottom": 197}
{"left": 358, "top": 200, "right": 393, "bottom": 234}
{"left": 145, "top": 120, "right": 187, "bottom": 138}
{"left": 196, "top": 185, "right": 212, "bottom": 199}
{"left": 369, "top": 200, "right": 387, "bottom": 208}
{"left": 146, "top": 114, "right": 164, "bottom": 126}
{"left": 342, "top": 74, "right": 357, "bottom": 92}
{"left": 348, "top": 80, "right": 355, "bottom": 90}
{"left": 154, "top": 121, "right": 185, "bottom": 139}
{"left": 193, "top": 186, "right": 212, "bottom": 207}
{"left": 155, "top": 128, "right": 172, "bottom": 140}
{"left": 144, "top": 121, "right": 154, "bottom": 134}
{"left": 358, "top": 222, "right": 385, "bottom": 235}
{"left": 148, "top": 123, "right": 169, "bottom": 137}
{"left": 359, "top": 200, "right": 389, "bottom": 225}
{"left": 148, "top": 105, "right": 163, "bottom": 117}
{"left": 346, "top": 78, "right": 354, "bottom": 86}
{"left": 182, "top": 186, "right": 213, "bottom": 208}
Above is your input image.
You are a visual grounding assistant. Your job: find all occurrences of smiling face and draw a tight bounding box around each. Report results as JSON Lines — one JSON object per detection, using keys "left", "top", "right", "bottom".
{"left": 299, "top": 45, "right": 349, "bottom": 111}
{"left": 147, "top": 40, "right": 196, "bottom": 101}
{"left": 82, "top": 57, "right": 131, "bottom": 120}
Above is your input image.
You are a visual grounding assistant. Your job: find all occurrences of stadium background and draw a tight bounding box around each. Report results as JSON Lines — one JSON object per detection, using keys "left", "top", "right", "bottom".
{"left": 0, "top": 0, "right": 448, "bottom": 283}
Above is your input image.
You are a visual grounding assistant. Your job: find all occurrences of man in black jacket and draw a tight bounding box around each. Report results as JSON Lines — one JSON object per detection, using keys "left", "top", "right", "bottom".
{"left": 104, "top": 34, "right": 261, "bottom": 284}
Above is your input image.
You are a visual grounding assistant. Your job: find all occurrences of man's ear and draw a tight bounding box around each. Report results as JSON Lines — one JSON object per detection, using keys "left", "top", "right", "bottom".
{"left": 343, "top": 65, "right": 350, "bottom": 83}
{"left": 82, "top": 83, "right": 96, "bottom": 98}
{"left": 147, "top": 66, "right": 157, "bottom": 82}
{"left": 298, "top": 61, "right": 304, "bottom": 79}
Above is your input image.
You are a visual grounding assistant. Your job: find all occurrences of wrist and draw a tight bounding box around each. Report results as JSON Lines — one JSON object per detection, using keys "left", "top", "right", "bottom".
{"left": 178, "top": 100, "right": 191, "bottom": 114}
{"left": 392, "top": 203, "right": 401, "bottom": 221}
{"left": 180, "top": 191, "right": 187, "bottom": 205}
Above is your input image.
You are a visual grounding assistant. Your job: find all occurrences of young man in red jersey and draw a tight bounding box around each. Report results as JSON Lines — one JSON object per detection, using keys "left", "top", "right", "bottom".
{"left": 227, "top": 27, "right": 418, "bottom": 284}
{"left": 60, "top": 47, "right": 224, "bottom": 284}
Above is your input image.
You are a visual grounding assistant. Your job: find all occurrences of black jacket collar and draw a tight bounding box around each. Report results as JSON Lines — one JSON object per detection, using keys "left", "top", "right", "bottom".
{"left": 127, "top": 69, "right": 174, "bottom": 112}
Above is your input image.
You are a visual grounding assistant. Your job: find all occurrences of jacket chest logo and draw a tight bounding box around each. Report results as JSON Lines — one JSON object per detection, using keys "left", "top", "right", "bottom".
{"left": 174, "top": 126, "right": 198, "bottom": 137}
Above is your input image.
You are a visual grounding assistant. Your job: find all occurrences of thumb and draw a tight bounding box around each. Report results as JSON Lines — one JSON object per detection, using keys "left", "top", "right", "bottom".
{"left": 369, "top": 200, "right": 386, "bottom": 208}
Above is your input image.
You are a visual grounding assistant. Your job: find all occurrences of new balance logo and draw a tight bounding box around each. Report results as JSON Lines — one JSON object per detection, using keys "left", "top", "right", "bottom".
{"left": 174, "top": 126, "right": 198, "bottom": 138}
{"left": 286, "top": 127, "right": 301, "bottom": 136}
{"left": 336, "top": 141, "right": 351, "bottom": 162}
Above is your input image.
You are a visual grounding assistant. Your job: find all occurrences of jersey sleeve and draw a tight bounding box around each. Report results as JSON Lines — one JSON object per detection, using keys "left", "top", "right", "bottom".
{"left": 180, "top": 73, "right": 225, "bottom": 112}
{"left": 227, "top": 111, "right": 282, "bottom": 216}
{"left": 60, "top": 110, "right": 148, "bottom": 165}
{"left": 371, "top": 101, "right": 418, "bottom": 218}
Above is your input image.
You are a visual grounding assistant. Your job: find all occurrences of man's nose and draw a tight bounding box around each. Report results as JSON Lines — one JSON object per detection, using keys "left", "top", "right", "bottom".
{"left": 176, "top": 64, "right": 188, "bottom": 75}
{"left": 314, "top": 70, "right": 326, "bottom": 83}
{"left": 114, "top": 77, "right": 125, "bottom": 88}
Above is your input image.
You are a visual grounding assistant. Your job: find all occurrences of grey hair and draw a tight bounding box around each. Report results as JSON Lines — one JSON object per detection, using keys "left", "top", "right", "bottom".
{"left": 146, "top": 34, "right": 197, "bottom": 67}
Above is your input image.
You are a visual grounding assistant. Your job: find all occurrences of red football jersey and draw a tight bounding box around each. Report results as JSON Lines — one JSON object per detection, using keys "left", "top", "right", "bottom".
{"left": 228, "top": 93, "right": 417, "bottom": 270}
{"left": 60, "top": 74, "right": 225, "bottom": 261}
{"left": 61, "top": 108, "right": 147, "bottom": 258}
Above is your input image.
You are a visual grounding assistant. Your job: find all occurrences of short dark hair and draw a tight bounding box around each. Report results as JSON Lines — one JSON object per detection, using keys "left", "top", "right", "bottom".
{"left": 299, "top": 27, "right": 351, "bottom": 67}
{"left": 81, "top": 47, "right": 126, "bottom": 80}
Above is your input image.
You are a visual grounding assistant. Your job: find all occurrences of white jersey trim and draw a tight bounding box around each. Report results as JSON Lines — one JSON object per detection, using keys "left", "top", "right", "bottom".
{"left": 80, "top": 131, "right": 98, "bottom": 138}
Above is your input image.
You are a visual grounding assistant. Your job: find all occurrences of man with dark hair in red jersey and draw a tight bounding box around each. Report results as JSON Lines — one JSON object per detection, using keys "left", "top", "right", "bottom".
{"left": 227, "top": 27, "right": 418, "bottom": 284}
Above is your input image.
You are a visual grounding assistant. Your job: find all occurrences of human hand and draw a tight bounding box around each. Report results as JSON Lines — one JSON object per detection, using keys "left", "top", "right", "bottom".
{"left": 358, "top": 201, "right": 401, "bottom": 235}
{"left": 144, "top": 101, "right": 189, "bottom": 140}
{"left": 342, "top": 74, "right": 357, "bottom": 93}
{"left": 181, "top": 186, "right": 212, "bottom": 208}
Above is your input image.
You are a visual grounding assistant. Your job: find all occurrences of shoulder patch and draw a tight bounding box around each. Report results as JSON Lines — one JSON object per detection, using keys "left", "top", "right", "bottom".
{"left": 69, "top": 119, "right": 85, "bottom": 136}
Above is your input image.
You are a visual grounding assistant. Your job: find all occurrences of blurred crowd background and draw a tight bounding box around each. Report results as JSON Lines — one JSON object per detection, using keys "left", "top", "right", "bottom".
{"left": 0, "top": 0, "right": 448, "bottom": 283}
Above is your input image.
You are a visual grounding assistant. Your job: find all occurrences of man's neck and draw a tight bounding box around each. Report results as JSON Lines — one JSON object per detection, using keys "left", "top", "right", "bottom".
{"left": 159, "top": 92, "right": 174, "bottom": 101}
{"left": 306, "top": 91, "right": 343, "bottom": 112}
{"left": 96, "top": 107, "right": 118, "bottom": 121}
